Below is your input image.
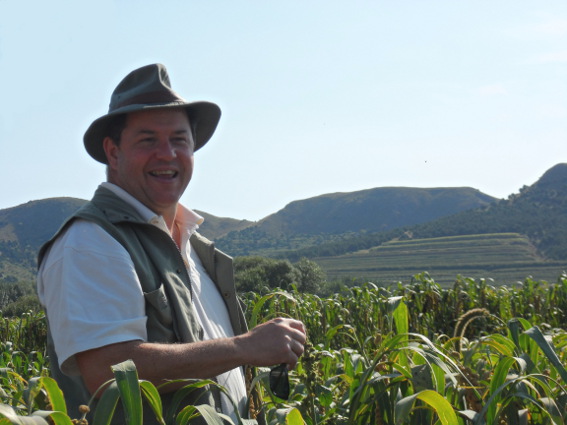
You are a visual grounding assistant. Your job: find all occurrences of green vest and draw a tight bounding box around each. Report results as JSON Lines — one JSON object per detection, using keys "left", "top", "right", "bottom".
{"left": 39, "top": 187, "right": 254, "bottom": 424}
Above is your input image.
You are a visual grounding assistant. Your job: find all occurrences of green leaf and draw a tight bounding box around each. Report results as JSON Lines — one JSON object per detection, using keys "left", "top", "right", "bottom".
{"left": 481, "top": 334, "right": 516, "bottom": 357}
{"left": 249, "top": 293, "right": 276, "bottom": 329}
{"left": 139, "top": 381, "right": 164, "bottom": 424}
{"left": 249, "top": 292, "right": 296, "bottom": 328}
{"left": 164, "top": 379, "right": 217, "bottom": 425}
{"left": 283, "top": 407, "right": 304, "bottom": 425}
{"left": 323, "top": 324, "right": 350, "bottom": 344}
{"left": 487, "top": 356, "right": 517, "bottom": 421}
{"left": 37, "top": 378, "right": 67, "bottom": 413}
{"left": 273, "top": 407, "right": 304, "bottom": 425}
{"left": 176, "top": 404, "right": 225, "bottom": 425}
{"left": 393, "top": 301, "right": 409, "bottom": 368}
{"left": 395, "top": 390, "right": 458, "bottom": 425}
{"left": 474, "top": 374, "right": 533, "bottom": 425}
{"left": 508, "top": 318, "right": 532, "bottom": 351}
{"left": 392, "top": 300, "right": 408, "bottom": 335}
{"left": 174, "top": 405, "right": 199, "bottom": 425}
{"left": 525, "top": 326, "right": 567, "bottom": 384}
{"left": 417, "top": 390, "right": 459, "bottom": 425}
{"left": 31, "top": 411, "right": 73, "bottom": 425}
{"left": 24, "top": 378, "right": 42, "bottom": 412}
{"left": 92, "top": 382, "right": 120, "bottom": 425}
{"left": 111, "top": 360, "right": 143, "bottom": 425}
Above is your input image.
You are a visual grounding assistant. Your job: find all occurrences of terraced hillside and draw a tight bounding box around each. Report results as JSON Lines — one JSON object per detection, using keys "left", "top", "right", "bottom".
{"left": 315, "top": 233, "right": 566, "bottom": 287}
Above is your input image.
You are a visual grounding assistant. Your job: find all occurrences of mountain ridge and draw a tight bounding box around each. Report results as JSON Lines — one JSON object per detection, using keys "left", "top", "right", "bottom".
{"left": 282, "top": 163, "right": 567, "bottom": 262}
{"left": 215, "top": 186, "right": 497, "bottom": 256}
{"left": 1, "top": 163, "right": 566, "bottom": 284}
{"left": 254, "top": 186, "right": 495, "bottom": 235}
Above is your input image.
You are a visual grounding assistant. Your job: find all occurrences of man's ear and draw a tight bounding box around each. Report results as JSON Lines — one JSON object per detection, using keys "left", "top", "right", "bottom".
{"left": 102, "top": 137, "right": 118, "bottom": 168}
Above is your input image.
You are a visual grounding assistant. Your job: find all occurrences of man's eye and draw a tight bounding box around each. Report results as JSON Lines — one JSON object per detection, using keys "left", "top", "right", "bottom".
{"left": 172, "top": 138, "right": 194, "bottom": 148}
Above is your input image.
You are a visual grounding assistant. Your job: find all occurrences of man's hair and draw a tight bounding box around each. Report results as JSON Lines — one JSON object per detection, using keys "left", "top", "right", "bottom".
{"left": 105, "top": 114, "right": 128, "bottom": 145}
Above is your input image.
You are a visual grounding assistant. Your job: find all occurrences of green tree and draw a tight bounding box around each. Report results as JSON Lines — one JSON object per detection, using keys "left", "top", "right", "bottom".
{"left": 2, "top": 294, "right": 42, "bottom": 316}
{"left": 294, "top": 257, "right": 326, "bottom": 294}
{"left": 234, "top": 256, "right": 299, "bottom": 293}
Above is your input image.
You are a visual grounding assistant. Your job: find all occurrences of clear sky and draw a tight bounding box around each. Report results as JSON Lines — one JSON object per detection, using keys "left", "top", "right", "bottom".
{"left": 1, "top": 1, "right": 566, "bottom": 221}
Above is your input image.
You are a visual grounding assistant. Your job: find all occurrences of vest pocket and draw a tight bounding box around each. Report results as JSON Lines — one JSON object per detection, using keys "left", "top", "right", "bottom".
{"left": 143, "top": 284, "right": 176, "bottom": 343}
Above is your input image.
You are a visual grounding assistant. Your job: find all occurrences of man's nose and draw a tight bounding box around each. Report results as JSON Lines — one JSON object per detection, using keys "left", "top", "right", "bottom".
{"left": 155, "top": 139, "right": 176, "bottom": 159}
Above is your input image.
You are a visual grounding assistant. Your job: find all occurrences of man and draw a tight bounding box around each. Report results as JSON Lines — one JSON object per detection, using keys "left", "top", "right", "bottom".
{"left": 37, "top": 64, "right": 306, "bottom": 424}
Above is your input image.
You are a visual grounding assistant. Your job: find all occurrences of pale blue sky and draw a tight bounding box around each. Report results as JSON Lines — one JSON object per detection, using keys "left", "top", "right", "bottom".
{"left": 1, "top": 1, "right": 566, "bottom": 220}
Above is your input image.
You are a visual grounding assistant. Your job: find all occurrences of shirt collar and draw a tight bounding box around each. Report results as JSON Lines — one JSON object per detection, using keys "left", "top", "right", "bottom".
{"left": 100, "top": 182, "right": 204, "bottom": 236}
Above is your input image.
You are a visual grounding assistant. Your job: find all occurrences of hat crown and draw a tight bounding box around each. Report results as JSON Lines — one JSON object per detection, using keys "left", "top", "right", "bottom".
{"left": 109, "top": 63, "right": 185, "bottom": 112}
{"left": 84, "top": 63, "right": 221, "bottom": 164}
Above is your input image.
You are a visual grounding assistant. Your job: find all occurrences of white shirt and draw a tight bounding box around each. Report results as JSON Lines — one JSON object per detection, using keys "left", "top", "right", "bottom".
{"left": 37, "top": 182, "right": 247, "bottom": 420}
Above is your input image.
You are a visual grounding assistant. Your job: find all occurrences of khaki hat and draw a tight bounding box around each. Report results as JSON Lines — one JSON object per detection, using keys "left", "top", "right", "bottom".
{"left": 83, "top": 63, "right": 221, "bottom": 163}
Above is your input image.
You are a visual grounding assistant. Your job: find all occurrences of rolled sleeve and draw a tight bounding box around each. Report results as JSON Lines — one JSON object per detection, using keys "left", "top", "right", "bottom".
{"left": 38, "top": 220, "right": 147, "bottom": 375}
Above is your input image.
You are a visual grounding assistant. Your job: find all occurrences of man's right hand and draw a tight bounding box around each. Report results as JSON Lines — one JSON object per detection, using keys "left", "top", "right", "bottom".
{"left": 234, "top": 318, "right": 307, "bottom": 369}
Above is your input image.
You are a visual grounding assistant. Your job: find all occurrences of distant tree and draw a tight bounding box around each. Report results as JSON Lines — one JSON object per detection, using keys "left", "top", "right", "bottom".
{"left": 233, "top": 266, "right": 269, "bottom": 294}
{"left": 294, "top": 257, "right": 326, "bottom": 294}
{"left": 234, "top": 256, "right": 330, "bottom": 295}
{"left": 2, "top": 294, "right": 42, "bottom": 316}
{"left": 234, "top": 256, "right": 299, "bottom": 293}
{"left": 0, "top": 280, "right": 36, "bottom": 310}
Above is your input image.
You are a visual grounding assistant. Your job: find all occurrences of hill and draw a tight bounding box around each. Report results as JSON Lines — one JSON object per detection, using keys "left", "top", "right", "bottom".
{"left": 0, "top": 198, "right": 87, "bottom": 283}
{"left": 315, "top": 233, "right": 565, "bottom": 286}
{"left": 399, "top": 163, "right": 567, "bottom": 260}
{"left": 0, "top": 199, "right": 252, "bottom": 281}
{"left": 0, "top": 198, "right": 86, "bottom": 250}
{"left": 0, "top": 186, "right": 496, "bottom": 284}
{"left": 285, "top": 164, "right": 567, "bottom": 261}
{"left": 215, "top": 187, "right": 496, "bottom": 256}
{"left": 2, "top": 163, "right": 567, "bottom": 286}
{"left": 195, "top": 210, "right": 253, "bottom": 240}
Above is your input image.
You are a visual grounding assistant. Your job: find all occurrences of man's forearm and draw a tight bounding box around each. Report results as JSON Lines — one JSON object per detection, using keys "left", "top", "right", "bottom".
{"left": 76, "top": 337, "right": 245, "bottom": 394}
{"left": 76, "top": 318, "right": 307, "bottom": 395}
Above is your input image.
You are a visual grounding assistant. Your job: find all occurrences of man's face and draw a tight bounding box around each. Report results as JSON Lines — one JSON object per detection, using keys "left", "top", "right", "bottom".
{"left": 103, "top": 108, "right": 194, "bottom": 222}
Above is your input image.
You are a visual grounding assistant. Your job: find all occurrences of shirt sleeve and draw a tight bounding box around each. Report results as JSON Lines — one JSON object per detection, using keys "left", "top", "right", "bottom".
{"left": 37, "top": 219, "right": 148, "bottom": 376}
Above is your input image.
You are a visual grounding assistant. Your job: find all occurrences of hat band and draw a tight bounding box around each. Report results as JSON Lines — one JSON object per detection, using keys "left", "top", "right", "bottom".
{"left": 113, "top": 90, "right": 185, "bottom": 110}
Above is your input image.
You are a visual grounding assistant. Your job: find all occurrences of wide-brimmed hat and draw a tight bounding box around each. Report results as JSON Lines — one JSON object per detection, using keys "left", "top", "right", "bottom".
{"left": 84, "top": 63, "right": 221, "bottom": 164}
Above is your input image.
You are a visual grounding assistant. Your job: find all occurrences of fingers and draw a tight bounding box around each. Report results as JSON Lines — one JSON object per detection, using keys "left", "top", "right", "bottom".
{"left": 285, "top": 323, "right": 306, "bottom": 356}
{"left": 289, "top": 337, "right": 304, "bottom": 364}
{"left": 272, "top": 318, "right": 307, "bottom": 368}
{"left": 273, "top": 317, "right": 307, "bottom": 339}
{"left": 288, "top": 318, "right": 306, "bottom": 334}
{"left": 243, "top": 317, "right": 307, "bottom": 368}
{"left": 281, "top": 339, "right": 302, "bottom": 370}
{"left": 288, "top": 319, "right": 307, "bottom": 342}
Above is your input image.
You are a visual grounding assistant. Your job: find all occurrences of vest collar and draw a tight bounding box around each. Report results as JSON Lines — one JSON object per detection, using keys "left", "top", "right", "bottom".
{"left": 91, "top": 186, "right": 148, "bottom": 224}
{"left": 190, "top": 232, "right": 217, "bottom": 282}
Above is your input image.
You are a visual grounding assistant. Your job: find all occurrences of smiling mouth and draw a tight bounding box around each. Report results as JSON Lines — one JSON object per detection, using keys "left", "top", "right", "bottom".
{"left": 149, "top": 170, "right": 178, "bottom": 179}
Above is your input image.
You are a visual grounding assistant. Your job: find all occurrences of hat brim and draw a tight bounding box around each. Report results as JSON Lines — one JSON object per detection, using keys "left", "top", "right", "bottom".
{"left": 83, "top": 101, "right": 221, "bottom": 164}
